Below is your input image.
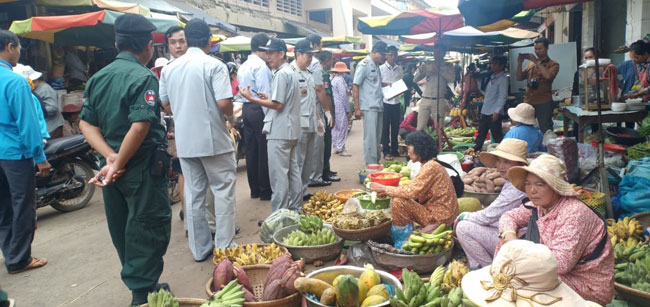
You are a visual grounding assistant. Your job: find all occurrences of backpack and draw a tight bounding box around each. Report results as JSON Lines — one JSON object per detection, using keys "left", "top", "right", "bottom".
{"left": 436, "top": 160, "right": 465, "bottom": 198}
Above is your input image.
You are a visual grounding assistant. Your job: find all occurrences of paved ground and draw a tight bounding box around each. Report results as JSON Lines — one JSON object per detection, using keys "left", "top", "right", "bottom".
{"left": 0, "top": 120, "right": 395, "bottom": 306}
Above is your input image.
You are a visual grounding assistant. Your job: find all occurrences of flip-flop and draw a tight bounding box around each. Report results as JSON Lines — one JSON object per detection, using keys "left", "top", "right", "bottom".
{"left": 385, "top": 155, "right": 393, "bottom": 161}
{"left": 340, "top": 152, "right": 352, "bottom": 157}
{"left": 8, "top": 257, "right": 47, "bottom": 274}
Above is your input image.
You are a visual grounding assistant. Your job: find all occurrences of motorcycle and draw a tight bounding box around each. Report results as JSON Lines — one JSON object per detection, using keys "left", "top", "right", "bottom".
{"left": 36, "top": 134, "right": 99, "bottom": 212}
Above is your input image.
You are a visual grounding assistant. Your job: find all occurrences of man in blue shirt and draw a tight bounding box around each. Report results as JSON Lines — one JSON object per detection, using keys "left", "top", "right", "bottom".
{"left": 503, "top": 102, "right": 546, "bottom": 153}
{"left": 474, "top": 55, "right": 508, "bottom": 151}
{"left": 237, "top": 33, "right": 273, "bottom": 200}
{"left": 0, "top": 30, "right": 50, "bottom": 274}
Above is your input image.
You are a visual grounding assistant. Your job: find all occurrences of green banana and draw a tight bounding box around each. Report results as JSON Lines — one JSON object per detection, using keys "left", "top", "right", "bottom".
{"left": 462, "top": 298, "right": 480, "bottom": 307}
{"left": 432, "top": 224, "right": 447, "bottom": 235}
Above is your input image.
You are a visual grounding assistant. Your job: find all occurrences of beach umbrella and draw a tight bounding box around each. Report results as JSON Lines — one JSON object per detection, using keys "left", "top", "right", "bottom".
{"left": 9, "top": 10, "right": 179, "bottom": 48}
{"left": 358, "top": 7, "right": 464, "bottom": 36}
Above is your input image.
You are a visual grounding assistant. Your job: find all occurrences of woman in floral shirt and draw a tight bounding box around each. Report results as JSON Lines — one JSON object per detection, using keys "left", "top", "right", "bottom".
{"left": 370, "top": 131, "right": 458, "bottom": 246}
{"left": 455, "top": 138, "right": 529, "bottom": 269}
{"left": 498, "top": 154, "right": 614, "bottom": 305}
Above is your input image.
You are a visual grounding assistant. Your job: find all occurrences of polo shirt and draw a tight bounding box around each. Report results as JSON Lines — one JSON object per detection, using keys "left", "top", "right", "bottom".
{"left": 237, "top": 53, "right": 272, "bottom": 113}
{"left": 523, "top": 58, "right": 559, "bottom": 105}
{"left": 380, "top": 62, "right": 403, "bottom": 105}
{"left": 159, "top": 47, "right": 234, "bottom": 158}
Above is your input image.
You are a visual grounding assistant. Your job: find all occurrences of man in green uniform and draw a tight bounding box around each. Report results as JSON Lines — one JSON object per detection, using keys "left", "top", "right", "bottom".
{"left": 79, "top": 14, "right": 171, "bottom": 306}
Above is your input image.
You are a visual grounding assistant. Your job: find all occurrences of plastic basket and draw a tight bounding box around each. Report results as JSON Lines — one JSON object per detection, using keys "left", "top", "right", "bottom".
{"left": 576, "top": 189, "right": 606, "bottom": 216}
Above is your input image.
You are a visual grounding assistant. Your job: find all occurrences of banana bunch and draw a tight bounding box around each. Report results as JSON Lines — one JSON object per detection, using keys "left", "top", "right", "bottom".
{"left": 282, "top": 228, "right": 337, "bottom": 246}
{"left": 390, "top": 268, "right": 426, "bottom": 307}
{"left": 614, "top": 243, "right": 649, "bottom": 263}
{"left": 429, "top": 266, "right": 446, "bottom": 286}
{"left": 202, "top": 280, "right": 245, "bottom": 307}
{"left": 449, "top": 108, "right": 467, "bottom": 117}
{"left": 147, "top": 289, "right": 179, "bottom": 307}
{"left": 213, "top": 243, "right": 287, "bottom": 266}
{"left": 607, "top": 217, "right": 648, "bottom": 247}
{"left": 302, "top": 191, "right": 343, "bottom": 223}
{"left": 401, "top": 224, "right": 453, "bottom": 255}
{"left": 443, "top": 260, "right": 469, "bottom": 291}
{"left": 299, "top": 214, "right": 323, "bottom": 233}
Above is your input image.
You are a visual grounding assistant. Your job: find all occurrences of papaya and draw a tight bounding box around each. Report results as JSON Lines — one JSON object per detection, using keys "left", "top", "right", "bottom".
{"left": 333, "top": 275, "right": 345, "bottom": 288}
{"left": 366, "top": 284, "right": 389, "bottom": 300}
{"left": 336, "top": 275, "right": 359, "bottom": 307}
{"left": 359, "top": 268, "right": 381, "bottom": 291}
{"left": 321, "top": 287, "right": 337, "bottom": 305}
{"left": 357, "top": 278, "right": 368, "bottom": 305}
{"left": 294, "top": 277, "right": 333, "bottom": 297}
{"left": 361, "top": 295, "right": 387, "bottom": 307}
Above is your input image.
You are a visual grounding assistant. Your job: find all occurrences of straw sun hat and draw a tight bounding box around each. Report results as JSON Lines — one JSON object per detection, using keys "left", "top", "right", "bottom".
{"left": 508, "top": 103, "right": 537, "bottom": 126}
{"left": 461, "top": 240, "right": 600, "bottom": 307}
{"left": 480, "top": 138, "right": 529, "bottom": 168}
{"left": 507, "top": 154, "right": 579, "bottom": 197}
{"left": 330, "top": 61, "right": 350, "bottom": 73}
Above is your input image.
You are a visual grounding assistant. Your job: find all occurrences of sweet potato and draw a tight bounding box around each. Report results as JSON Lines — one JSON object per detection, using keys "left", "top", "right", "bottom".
{"left": 468, "top": 167, "right": 486, "bottom": 176}
{"left": 462, "top": 177, "right": 474, "bottom": 184}
{"left": 486, "top": 172, "right": 501, "bottom": 180}
{"left": 465, "top": 185, "right": 475, "bottom": 192}
{"left": 485, "top": 179, "right": 495, "bottom": 192}
{"left": 494, "top": 178, "right": 506, "bottom": 186}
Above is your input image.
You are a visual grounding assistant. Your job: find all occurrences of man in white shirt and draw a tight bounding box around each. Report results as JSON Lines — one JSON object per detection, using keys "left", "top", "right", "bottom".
{"left": 379, "top": 46, "right": 403, "bottom": 160}
{"left": 159, "top": 19, "right": 236, "bottom": 261}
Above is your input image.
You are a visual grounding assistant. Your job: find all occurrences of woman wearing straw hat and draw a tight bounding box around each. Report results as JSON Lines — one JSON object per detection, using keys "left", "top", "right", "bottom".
{"left": 461, "top": 240, "right": 602, "bottom": 306}
{"left": 330, "top": 62, "right": 352, "bottom": 157}
{"left": 503, "top": 102, "right": 545, "bottom": 153}
{"left": 455, "top": 138, "right": 529, "bottom": 269}
{"left": 497, "top": 154, "right": 614, "bottom": 305}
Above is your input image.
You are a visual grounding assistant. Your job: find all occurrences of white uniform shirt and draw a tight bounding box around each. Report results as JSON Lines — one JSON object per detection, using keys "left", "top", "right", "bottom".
{"left": 159, "top": 47, "right": 234, "bottom": 158}
{"left": 380, "top": 62, "right": 403, "bottom": 105}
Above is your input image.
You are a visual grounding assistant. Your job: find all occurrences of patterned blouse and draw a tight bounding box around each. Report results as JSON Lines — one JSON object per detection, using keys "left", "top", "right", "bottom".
{"left": 498, "top": 196, "right": 614, "bottom": 305}
{"left": 465, "top": 181, "right": 527, "bottom": 227}
{"left": 385, "top": 160, "right": 459, "bottom": 225}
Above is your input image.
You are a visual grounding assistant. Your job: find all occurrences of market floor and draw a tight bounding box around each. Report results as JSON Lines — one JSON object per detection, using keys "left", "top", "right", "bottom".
{"left": 0, "top": 120, "right": 401, "bottom": 307}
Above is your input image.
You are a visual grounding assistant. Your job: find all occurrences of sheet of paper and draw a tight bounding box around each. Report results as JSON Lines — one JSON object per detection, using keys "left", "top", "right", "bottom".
{"left": 382, "top": 79, "right": 408, "bottom": 100}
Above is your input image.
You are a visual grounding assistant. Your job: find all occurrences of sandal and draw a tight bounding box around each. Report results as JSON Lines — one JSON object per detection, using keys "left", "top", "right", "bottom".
{"left": 8, "top": 257, "right": 47, "bottom": 274}
{"left": 340, "top": 151, "right": 352, "bottom": 157}
{"left": 385, "top": 155, "right": 393, "bottom": 161}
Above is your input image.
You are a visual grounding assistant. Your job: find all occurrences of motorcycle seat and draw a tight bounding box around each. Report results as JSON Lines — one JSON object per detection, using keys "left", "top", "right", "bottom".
{"left": 44, "top": 134, "right": 88, "bottom": 156}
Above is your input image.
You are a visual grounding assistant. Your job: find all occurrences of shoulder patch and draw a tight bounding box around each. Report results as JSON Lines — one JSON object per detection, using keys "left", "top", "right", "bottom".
{"left": 359, "top": 59, "right": 368, "bottom": 66}
{"left": 144, "top": 90, "right": 156, "bottom": 106}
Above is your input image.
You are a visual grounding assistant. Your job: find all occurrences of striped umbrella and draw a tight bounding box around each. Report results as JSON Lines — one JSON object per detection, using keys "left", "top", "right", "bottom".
{"left": 358, "top": 7, "right": 464, "bottom": 36}
{"left": 9, "top": 10, "right": 179, "bottom": 48}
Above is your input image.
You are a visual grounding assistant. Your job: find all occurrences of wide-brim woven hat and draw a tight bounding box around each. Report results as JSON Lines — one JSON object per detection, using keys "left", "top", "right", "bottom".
{"left": 507, "top": 154, "right": 578, "bottom": 197}
{"left": 480, "top": 138, "right": 529, "bottom": 168}
{"left": 508, "top": 103, "right": 537, "bottom": 126}
{"left": 461, "top": 240, "right": 601, "bottom": 307}
{"left": 330, "top": 61, "right": 350, "bottom": 73}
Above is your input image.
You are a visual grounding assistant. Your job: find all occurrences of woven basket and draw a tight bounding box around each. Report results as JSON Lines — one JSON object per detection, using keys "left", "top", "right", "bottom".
{"left": 614, "top": 282, "right": 650, "bottom": 306}
{"left": 576, "top": 189, "right": 606, "bottom": 216}
{"left": 632, "top": 212, "right": 650, "bottom": 230}
{"left": 140, "top": 298, "right": 206, "bottom": 307}
{"left": 205, "top": 264, "right": 301, "bottom": 307}
{"left": 332, "top": 220, "right": 392, "bottom": 242}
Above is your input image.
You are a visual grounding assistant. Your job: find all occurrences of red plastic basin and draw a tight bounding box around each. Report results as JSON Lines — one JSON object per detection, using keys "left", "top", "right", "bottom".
{"left": 369, "top": 172, "right": 402, "bottom": 186}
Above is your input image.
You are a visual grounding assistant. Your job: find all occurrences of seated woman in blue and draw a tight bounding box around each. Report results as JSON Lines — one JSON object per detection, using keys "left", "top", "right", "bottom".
{"left": 504, "top": 102, "right": 545, "bottom": 153}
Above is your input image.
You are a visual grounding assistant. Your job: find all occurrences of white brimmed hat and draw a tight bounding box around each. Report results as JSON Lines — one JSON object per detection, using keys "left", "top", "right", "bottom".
{"left": 480, "top": 138, "right": 529, "bottom": 168}
{"left": 507, "top": 154, "right": 579, "bottom": 197}
{"left": 508, "top": 103, "right": 536, "bottom": 126}
{"left": 461, "top": 240, "right": 600, "bottom": 307}
{"left": 13, "top": 63, "right": 42, "bottom": 81}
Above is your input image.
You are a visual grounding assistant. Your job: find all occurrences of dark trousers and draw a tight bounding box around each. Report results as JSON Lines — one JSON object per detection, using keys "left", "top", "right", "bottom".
{"left": 533, "top": 101, "right": 555, "bottom": 134}
{"left": 0, "top": 158, "right": 36, "bottom": 272}
{"left": 243, "top": 103, "right": 271, "bottom": 198}
{"left": 323, "top": 116, "right": 332, "bottom": 176}
{"left": 399, "top": 128, "right": 413, "bottom": 140}
{"left": 474, "top": 114, "right": 503, "bottom": 151}
{"left": 381, "top": 103, "right": 401, "bottom": 156}
{"left": 102, "top": 155, "right": 171, "bottom": 291}
{"left": 403, "top": 92, "right": 412, "bottom": 121}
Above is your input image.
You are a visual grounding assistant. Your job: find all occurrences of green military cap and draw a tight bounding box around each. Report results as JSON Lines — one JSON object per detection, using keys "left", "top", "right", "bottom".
{"left": 114, "top": 13, "right": 156, "bottom": 37}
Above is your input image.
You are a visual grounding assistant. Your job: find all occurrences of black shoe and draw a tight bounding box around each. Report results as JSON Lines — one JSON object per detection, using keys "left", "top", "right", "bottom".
{"left": 324, "top": 175, "right": 341, "bottom": 182}
{"left": 235, "top": 226, "right": 240, "bottom": 234}
{"left": 330, "top": 170, "right": 338, "bottom": 175}
{"left": 179, "top": 210, "right": 184, "bottom": 221}
{"left": 251, "top": 193, "right": 260, "bottom": 199}
{"left": 308, "top": 181, "right": 332, "bottom": 187}
{"left": 303, "top": 194, "right": 313, "bottom": 201}
{"left": 260, "top": 193, "right": 272, "bottom": 201}
{"left": 258, "top": 220, "right": 264, "bottom": 227}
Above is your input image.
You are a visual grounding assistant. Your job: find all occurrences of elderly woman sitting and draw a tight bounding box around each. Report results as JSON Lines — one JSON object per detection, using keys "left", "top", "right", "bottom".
{"left": 456, "top": 138, "right": 529, "bottom": 269}
{"left": 369, "top": 131, "right": 459, "bottom": 247}
{"left": 498, "top": 154, "right": 614, "bottom": 305}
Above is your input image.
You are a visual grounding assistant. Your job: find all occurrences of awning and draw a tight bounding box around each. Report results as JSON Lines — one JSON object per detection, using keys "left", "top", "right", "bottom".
{"left": 216, "top": 36, "right": 251, "bottom": 52}
{"left": 36, "top": 0, "right": 150, "bottom": 15}
{"left": 459, "top": 0, "right": 592, "bottom": 28}
{"left": 358, "top": 7, "right": 464, "bottom": 36}
{"left": 9, "top": 10, "right": 180, "bottom": 48}
{"left": 126, "top": 0, "right": 184, "bottom": 15}
{"left": 403, "top": 26, "right": 539, "bottom": 45}
{"left": 164, "top": 0, "right": 237, "bottom": 33}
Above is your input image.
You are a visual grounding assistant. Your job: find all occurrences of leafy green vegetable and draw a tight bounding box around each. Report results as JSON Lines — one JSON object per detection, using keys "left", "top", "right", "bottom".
{"left": 642, "top": 115, "right": 650, "bottom": 137}
{"left": 628, "top": 141, "right": 650, "bottom": 160}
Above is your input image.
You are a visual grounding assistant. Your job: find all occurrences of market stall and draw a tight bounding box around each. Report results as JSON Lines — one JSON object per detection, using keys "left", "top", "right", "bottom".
{"left": 563, "top": 106, "right": 648, "bottom": 143}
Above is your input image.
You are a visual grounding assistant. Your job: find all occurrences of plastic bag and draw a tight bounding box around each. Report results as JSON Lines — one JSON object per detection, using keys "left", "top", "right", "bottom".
{"left": 259, "top": 209, "right": 300, "bottom": 243}
{"left": 546, "top": 137, "right": 579, "bottom": 182}
{"left": 391, "top": 224, "right": 413, "bottom": 249}
{"left": 347, "top": 243, "right": 379, "bottom": 267}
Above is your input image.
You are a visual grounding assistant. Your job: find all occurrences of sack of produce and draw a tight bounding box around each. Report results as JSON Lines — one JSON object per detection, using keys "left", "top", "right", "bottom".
{"left": 546, "top": 137, "right": 579, "bottom": 182}
{"left": 260, "top": 209, "right": 300, "bottom": 243}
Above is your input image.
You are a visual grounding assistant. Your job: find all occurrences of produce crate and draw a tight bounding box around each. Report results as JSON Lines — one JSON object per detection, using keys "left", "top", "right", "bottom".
{"left": 206, "top": 264, "right": 301, "bottom": 307}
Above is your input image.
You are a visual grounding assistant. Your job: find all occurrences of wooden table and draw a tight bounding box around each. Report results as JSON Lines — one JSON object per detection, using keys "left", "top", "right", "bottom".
{"left": 562, "top": 106, "right": 647, "bottom": 142}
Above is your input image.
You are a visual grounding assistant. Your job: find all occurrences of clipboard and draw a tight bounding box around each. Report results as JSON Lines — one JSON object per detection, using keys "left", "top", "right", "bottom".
{"left": 382, "top": 79, "right": 408, "bottom": 100}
